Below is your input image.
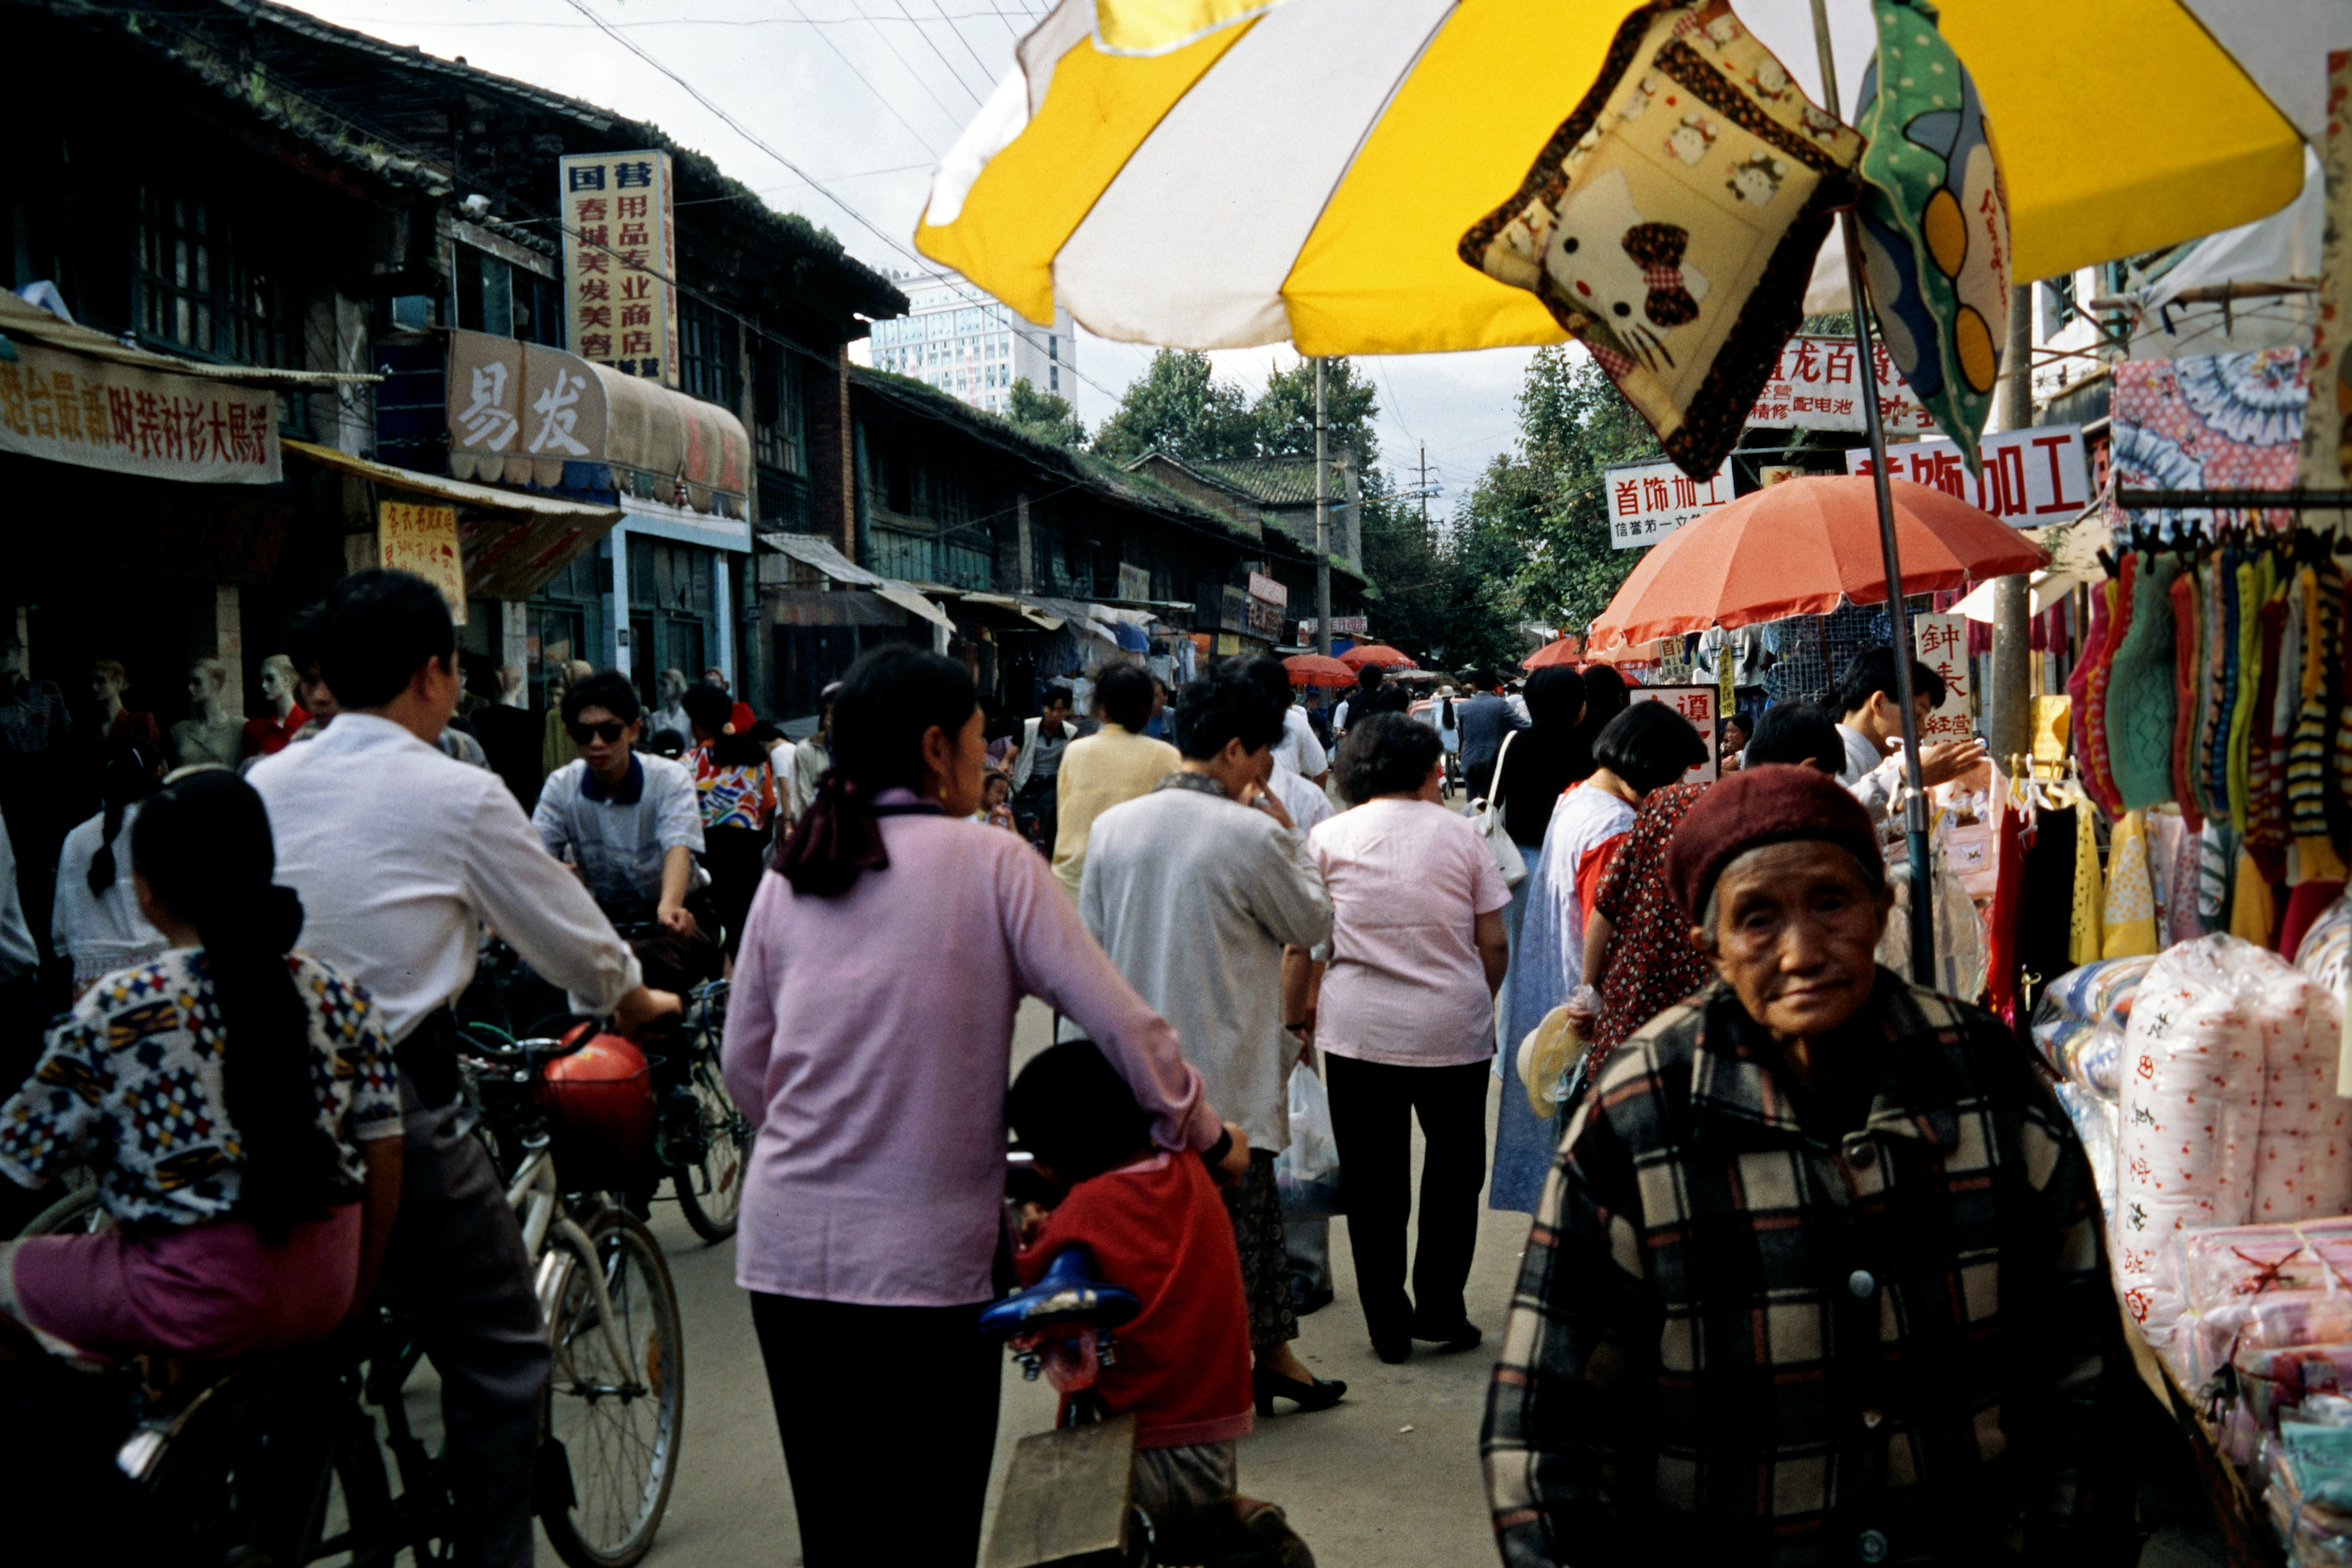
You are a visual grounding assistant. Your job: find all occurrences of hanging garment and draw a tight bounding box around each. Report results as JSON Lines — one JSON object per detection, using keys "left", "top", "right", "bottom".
{"left": 2019, "top": 805, "right": 2079, "bottom": 1009}
{"left": 2103, "top": 811, "right": 2160, "bottom": 958}
{"left": 2293, "top": 563, "right": 2349, "bottom": 882}
{"left": 2068, "top": 587, "right": 2112, "bottom": 813}
{"left": 2171, "top": 565, "right": 2207, "bottom": 832}
{"left": 2071, "top": 795, "right": 2106, "bottom": 965}
{"left": 2201, "top": 819, "right": 2242, "bottom": 930}
{"left": 2207, "top": 550, "right": 2243, "bottom": 827}
{"left": 1986, "top": 787, "right": 2030, "bottom": 1027}
{"left": 2257, "top": 574, "right": 2304, "bottom": 858}
{"left": 2147, "top": 810, "right": 2188, "bottom": 935}
{"left": 2226, "top": 554, "right": 2269, "bottom": 832}
{"left": 2232, "top": 848, "right": 2279, "bottom": 946}
{"left": 2282, "top": 879, "right": 2348, "bottom": 961}
{"left": 2169, "top": 810, "right": 2210, "bottom": 945}
{"left": 2082, "top": 560, "right": 2135, "bottom": 817}
{"left": 2330, "top": 565, "right": 2352, "bottom": 852}
{"left": 2110, "top": 553, "right": 2182, "bottom": 811}
{"left": 2245, "top": 570, "right": 2293, "bottom": 861}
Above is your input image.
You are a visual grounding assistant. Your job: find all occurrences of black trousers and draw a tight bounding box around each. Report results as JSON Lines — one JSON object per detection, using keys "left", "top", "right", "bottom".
{"left": 701, "top": 825, "right": 770, "bottom": 957}
{"left": 750, "top": 1292, "right": 1002, "bottom": 1567}
{"left": 1463, "top": 757, "right": 1498, "bottom": 803}
{"left": 1324, "top": 1055, "right": 1491, "bottom": 1338}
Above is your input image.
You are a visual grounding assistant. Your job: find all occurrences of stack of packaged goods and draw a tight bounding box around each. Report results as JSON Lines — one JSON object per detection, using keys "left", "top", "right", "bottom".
{"left": 2029, "top": 953, "right": 2157, "bottom": 1217}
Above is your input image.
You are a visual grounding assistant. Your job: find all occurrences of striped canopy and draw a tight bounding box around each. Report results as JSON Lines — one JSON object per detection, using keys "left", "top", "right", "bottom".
{"left": 916, "top": 0, "right": 2310, "bottom": 354}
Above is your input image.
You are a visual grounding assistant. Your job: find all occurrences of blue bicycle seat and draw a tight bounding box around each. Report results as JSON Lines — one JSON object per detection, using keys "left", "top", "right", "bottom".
{"left": 978, "top": 1246, "right": 1140, "bottom": 1338}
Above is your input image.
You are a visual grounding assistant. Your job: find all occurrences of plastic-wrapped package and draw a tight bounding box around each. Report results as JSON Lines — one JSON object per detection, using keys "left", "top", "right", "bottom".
{"left": 2237, "top": 1344, "right": 2352, "bottom": 1431}
{"left": 2116, "top": 937, "right": 2352, "bottom": 1348}
{"left": 2053, "top": 1080, "right": 2118, "bottom": 1222}
{"left": 2269, "top": 1422, "right": 2352, "bottom": 1563}
{"left": 2118, "top": 939, "right": 2274, "bottom": 1342}
{"left": 2191, "top": 1295, "right": 2352, "bottom": 1387}
{"left": 2030, "top": 953, "right": 2157, "bottom": 1098}
{"left": 2300, "top": 892, "right": 2352, "bottom": 998}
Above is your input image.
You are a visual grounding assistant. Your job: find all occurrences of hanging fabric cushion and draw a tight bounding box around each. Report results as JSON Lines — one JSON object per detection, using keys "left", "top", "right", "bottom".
{"left": 2107, "top": 552, "right": 2180, "bottom": 812}
{"left": 1851, "top": 0, "right": 2009, "bottom": 464}
{"left": 1458, "top": 0, "right": 1862, "bottom": 479}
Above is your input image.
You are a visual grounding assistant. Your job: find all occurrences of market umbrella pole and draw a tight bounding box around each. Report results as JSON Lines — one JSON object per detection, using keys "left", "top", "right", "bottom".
{"left": 1811, "top": 0, "right": 1932, "bottom": 984}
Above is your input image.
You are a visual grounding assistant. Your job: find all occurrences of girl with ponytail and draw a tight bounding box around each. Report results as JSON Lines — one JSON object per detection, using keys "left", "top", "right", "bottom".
{"left": 51, "top": 732, "right": 167, "bottom": 995}
{"left": 0, "top": 771, "right": 405, "bottom": 1361}
{"left": 726, "top": 644, "right": 1243, "bottom": 1564}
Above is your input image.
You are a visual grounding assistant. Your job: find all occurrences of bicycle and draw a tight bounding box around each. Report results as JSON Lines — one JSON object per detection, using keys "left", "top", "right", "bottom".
{"left": 15, "top": 1020, "right": 687, "bottom": 1568}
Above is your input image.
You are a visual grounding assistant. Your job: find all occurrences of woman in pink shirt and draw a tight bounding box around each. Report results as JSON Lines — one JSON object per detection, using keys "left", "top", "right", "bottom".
{"left": 722, "top": 645, "right": 1246, "bottom": 1568}
{"left": 1307, "top": 713, "right": 1510, "bottom": 1364}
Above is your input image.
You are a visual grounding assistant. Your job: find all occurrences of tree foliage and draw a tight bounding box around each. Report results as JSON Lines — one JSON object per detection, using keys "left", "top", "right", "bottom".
{"left": 1005, "top": 377, "right": 1086, "bottom": 448}
{"left": 1088, "top": 350, "right": 1258, "bottom": 465}
{"left": 1454, "top": 346, "right": 1662, "bottom": 633}
{"left": 1251, "top": 357, "right": 1381, "bottom": 469}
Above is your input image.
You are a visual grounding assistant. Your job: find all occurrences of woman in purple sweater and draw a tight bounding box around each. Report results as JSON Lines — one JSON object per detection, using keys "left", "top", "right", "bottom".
{"left": 722, "top": 645, "right": 1246, "bottom": 1567}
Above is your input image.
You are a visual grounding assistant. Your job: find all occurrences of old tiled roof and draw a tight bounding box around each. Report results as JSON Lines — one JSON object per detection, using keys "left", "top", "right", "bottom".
{"left": 1194, "top": 456, "right": 1350, "bottom": 507}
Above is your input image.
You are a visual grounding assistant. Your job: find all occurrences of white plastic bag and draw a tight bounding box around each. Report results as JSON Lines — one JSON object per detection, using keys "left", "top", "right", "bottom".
{"left": 1273, "top": 1064, "right": 1344, "bottom": 1220}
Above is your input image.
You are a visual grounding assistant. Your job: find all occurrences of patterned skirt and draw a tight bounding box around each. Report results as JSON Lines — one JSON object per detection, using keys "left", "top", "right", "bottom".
{"left": 1221, "top": 1150, "right": 1297, "bottom": 1351}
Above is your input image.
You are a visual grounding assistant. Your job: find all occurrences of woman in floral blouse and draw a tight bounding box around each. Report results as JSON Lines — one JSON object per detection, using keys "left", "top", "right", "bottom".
{"left": 0, "top": 771, "right": 401, "bottom": 1361}
{"left": 683, "top": 683, "right": 778, "bottom": 958}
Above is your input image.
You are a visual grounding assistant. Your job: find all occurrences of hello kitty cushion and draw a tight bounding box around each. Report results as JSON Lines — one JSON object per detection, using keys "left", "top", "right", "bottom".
{"left": 1459, "top": 0, "right": 1863, "bottom": 480}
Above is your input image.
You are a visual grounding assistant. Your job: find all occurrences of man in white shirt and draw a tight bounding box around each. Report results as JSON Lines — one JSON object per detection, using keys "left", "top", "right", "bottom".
{"left": 250, "top": 570, "right": 676, "bottom": 1568}
{"left": 786, "top": 681, "right": 837, "bottom": 823}
{"left": 1834, "top": 646, "right": 1987, "bottom": 825}
{"left": 1078, "top": 658, "right": 1341, "bottom": 1408}
{"left": 536, "top": 669, "right": 718, "bottom": 993}
{"left": 1276, "top": 700, "right": 1328, "bottom": 783}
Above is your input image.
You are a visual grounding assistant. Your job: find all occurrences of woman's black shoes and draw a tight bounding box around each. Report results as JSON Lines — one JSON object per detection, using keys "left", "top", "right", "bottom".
{"left": 1253, "top": 1368, "right": 1348, "bottom": 1415}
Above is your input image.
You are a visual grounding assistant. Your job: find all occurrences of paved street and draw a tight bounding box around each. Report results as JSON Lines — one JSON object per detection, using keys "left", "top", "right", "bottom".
{"left": 593, "top": 996, "right": 1529, "bottom": 1566}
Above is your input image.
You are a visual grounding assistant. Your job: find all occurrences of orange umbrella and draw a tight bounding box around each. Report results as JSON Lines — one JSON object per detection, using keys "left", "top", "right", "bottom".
{"left": 1283, "top": 653, "right": 1355, "bottom": 688}
{"left": 1587, "top": 477, "right": 2047, "bottom": 652}
{"left": 1337, "top": 643, "right": 1415, "bottom": 671}
{"left": 1520, "top": 640, "right": 1584, "bottom": 671}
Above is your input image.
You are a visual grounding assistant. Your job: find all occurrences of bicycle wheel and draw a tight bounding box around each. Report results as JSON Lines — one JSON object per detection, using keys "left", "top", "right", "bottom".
{"left": 672, "top": 1048, "right": 749, "bottom": 1242}
{"left": 541, "top": 1208, "right": 685, "bottom": 1568}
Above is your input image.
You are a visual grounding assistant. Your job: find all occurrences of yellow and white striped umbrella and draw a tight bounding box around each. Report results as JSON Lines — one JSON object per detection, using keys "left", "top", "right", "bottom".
{"left": 915, "top": 0, "right": 2311, "bottom": 355}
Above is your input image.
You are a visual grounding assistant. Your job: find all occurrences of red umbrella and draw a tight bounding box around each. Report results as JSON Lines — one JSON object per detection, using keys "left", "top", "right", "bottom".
{"left": 1337, "top": 643, "right": 1416, "bottom": 671}
{"left": 1587, "top": 477, "right": 2047, "bottom": 652}
{"left": 1282, "top": 653, "right": 1355, "bottom": 688}
{"left": 1520, "top": 640, "right": 1583, "bottom": 671}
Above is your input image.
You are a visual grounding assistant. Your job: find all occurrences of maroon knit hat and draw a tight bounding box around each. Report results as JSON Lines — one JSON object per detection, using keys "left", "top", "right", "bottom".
{"left": 1664, "top": 763, "right": 1884, "bottom": 921}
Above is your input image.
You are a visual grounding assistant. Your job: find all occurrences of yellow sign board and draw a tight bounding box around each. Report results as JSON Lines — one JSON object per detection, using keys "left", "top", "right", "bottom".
{"left": 558, "top": 150, "right": 679, "bottom": 388}
{"left": 378, "top": 500, "right": 469, "bottom": 625}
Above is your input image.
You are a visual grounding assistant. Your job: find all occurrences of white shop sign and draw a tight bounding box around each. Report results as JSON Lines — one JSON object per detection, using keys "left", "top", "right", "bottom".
{"left": 1604, "top": 457, "right": 1735, "bottom": 549}
{"left": 1843, "top": 423, "right": 2092, "bottom": 524}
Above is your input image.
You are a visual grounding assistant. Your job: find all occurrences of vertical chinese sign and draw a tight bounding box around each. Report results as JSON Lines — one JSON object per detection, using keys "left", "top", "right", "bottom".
{"left": 558, "top": 150, "right": 679, "bottom": 388}
{"left": 1909, "top": 614, "right": 1973, "bottom": 743}
{"left": 1628, "top": 686, "right": 1718, "bottom": 781}
{"left": 379, "top": 500, "right": 469, "bottom": 625}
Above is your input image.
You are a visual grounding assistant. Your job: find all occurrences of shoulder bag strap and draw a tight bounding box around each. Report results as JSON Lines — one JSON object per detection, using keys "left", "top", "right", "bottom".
{"left": 1491, "top": 728, "right": 1517, "bottom": 808}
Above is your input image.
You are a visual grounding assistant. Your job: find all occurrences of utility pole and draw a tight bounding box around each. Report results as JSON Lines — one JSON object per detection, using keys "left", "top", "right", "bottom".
{"left": 1418, "top": 444, "right": 1430, "bottom": 530}
{"left": 1314, "top": 357, "right": 1332, "bottom": 657}
{"left": 1985, "top": 285, "right": 2036, "bottom": 771}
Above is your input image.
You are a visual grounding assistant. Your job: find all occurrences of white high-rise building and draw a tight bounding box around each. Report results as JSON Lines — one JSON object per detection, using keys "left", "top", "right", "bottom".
{"left": 870, "top": 267, "right": 1075, "bottom": 417}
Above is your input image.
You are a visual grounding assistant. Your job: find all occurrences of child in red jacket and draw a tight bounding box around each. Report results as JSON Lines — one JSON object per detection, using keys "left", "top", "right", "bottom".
{"left": 1007, "top": 1042, "right": 1272, "bottom": 1539}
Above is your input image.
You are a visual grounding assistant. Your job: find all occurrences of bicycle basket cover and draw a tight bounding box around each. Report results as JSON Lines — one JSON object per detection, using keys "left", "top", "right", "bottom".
{"left": 538, "top": 1033, "right": 658, "bottom": 1189}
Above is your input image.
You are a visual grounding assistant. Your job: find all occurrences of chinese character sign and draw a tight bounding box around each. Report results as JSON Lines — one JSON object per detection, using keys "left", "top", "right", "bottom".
{"left": 1844, "top": 424, "right": 2090, "bottom": 525}
{"left": 1628, "top": 685, "right": 1718, "bottom": 781}
{"left": 1604, "top": 457, "right": 1736, "bottom": 550}
{"left": 1746, "top": 334, "right": 1934, "bottom": 435}
{"left": 378, "top": 500, "right": 469, "bottom": 625}
{"left": 0, "top": 340, "right": 279, "bottom": 484}
{"left": 1909, "top": 613, "right": 1973, "bottom": 743}
{"left": 559, "top": 150, "right": 679, "bottom": 388}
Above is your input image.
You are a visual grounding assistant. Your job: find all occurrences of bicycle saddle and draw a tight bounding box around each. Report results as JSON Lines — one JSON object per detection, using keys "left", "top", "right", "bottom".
{"left": 978, "top": 1246, "right": 1139, "bottom": 1338}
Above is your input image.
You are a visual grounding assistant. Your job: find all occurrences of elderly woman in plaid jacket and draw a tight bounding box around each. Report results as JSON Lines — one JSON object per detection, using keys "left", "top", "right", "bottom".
{"left": 1483, "top": 764, "right": 2128, "bottom": 1568}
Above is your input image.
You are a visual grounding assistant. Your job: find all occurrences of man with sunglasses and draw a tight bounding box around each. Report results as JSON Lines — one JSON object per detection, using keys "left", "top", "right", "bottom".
{"left": 534, "top": 668, "right": 720, "bottom": 994}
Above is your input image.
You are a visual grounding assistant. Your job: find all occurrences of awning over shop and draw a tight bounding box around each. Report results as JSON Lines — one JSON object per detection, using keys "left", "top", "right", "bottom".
{"left": 758, "top": 531, "right": 953, "bottom": 630}
{"left": 0, "top": 291, "right": 378, "bottom": 389}
{"left": 960, "top": 591, "right": 1065, "bottom": 632}
{"left": 285, "top": 438, "right": 622, "bottom": 601}
{"left": 445, "top": 328, "right": 749, "bottom": 518}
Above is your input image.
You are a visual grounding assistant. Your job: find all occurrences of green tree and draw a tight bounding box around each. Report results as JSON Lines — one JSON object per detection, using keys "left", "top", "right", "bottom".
{"left": 1358, "top": 487, "right": 1524, "bottom": 673}
{"left": 1455, "top": 346, "right": 1662, "bottom": 633}
{"left": 1090, "top": 349, "right": 1259, "bottom": 464}
{"left": 1249, "top": 357, "right": 1381, "bottom": 470}
{"left": 1005, "top": 377, "right": 1086, "bottom": 448}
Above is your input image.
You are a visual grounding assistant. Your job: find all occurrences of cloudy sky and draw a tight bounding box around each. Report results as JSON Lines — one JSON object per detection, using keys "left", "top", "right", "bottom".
{"left": 301, "top": 0, "right": 1543, "bottom": 518}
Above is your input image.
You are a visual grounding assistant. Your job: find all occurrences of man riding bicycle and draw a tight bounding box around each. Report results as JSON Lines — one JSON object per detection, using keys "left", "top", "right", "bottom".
{"left": 534, "top": 669, "right": 722, "bottom": 996}
{"left": 250, "top": 571, "right": 679, "bottom": 1568}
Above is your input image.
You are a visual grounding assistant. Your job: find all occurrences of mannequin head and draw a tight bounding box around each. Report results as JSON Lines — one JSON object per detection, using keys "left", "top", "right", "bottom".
{"left": 259, "top": 655, "right": 299, "bottom": 719}
{"left": 187, "top": 658, "right": 228, "bottom": 720}
{"left": 498, "top": 664, "right": 524, "bottom": 707}
{"left": 704, "top": 666, "right": 728, "bottom": 694}
{"left": 657, "top": 667, "right": 689, "bottom": 709}
{"left": 92, "top": 660, "right": 129, "bottom": 714}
